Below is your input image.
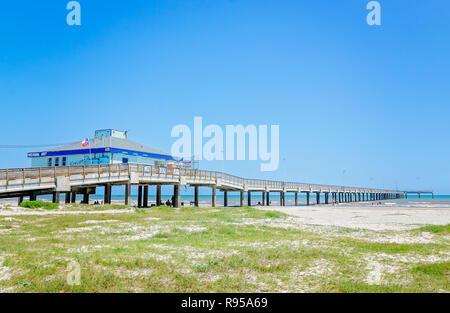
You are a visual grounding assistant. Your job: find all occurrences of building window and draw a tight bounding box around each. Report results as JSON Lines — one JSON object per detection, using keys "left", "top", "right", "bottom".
{"left": 55, "top": 157, "right": 60, "bottom": 167}
{"left": 62, "top": 157, "right": 67, "bottom": 166}
{"left": 47, "top": 158, "right": 52, "bottom": 167}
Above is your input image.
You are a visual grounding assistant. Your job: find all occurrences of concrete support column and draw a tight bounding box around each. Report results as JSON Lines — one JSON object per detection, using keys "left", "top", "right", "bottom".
{"left": 104, "top": 184, "right": 112, "bottom": 204}
{"left": 280, "top": 191, "right": 285, "bottom": 206}
{"left": 324, "top": 193, "right": 329, "bottom": 204}
{"left": 82, "top": 192, "right": 89, "bottom": 204}
{"left": 306, "top": 192, "right": 310, "bottom": 206}
{"left": 71, "top": 192, "right": 76, "bottom": 203}
{"left": 65, "top": 192, "right": 71, "bottom": 204}
{"left": 266, "top": 192, "right": 270, "bottom": 206}
{"left": 262, "top": 192, "right": 266, "bottom": 206}
{"left": 125, "top": 183, "right": 131, "bottom": 205}
{"left": 30, "top": 192, "right": 37, "bottom": 201}
{"left": 137, "top": 185, "right": 143, "bottom": 208}
{"left": 224, "top": 190, "right": 228, "bottom": 207}
{"left": 156, "top": 185, "right": 162, "bottom": 206}
{"left": 211, "top": 186, "right": 216, "bottom": 207}
{"left": 294, "top": 192, "right": 298, "bottom": 206}
{"left": 18, "top": 196, "right": 24, "bottom": 205}
{"left": 173, "top": 185, "right": 180, "bottom": 208}
{"left": 52, "top": 192, "right": 60, "bottom": 204}
{"left": 194, "top": 186, "right": 199, "bottom": 207}
{"left": 316, "top": 192, "right": 320, "bottom": 205}
{"left": 248, "top": 191, "right": 252, "bottom": 206}
{"left": 240, "top": 191, "right": 244, "bottom": 207}
{"left": 143, "top": 185, "right": 149, "bottom": 208}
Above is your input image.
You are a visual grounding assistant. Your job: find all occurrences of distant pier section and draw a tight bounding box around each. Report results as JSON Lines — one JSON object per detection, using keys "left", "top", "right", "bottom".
{"left": 404, "top": 191, "right": 434, "bottom": 199}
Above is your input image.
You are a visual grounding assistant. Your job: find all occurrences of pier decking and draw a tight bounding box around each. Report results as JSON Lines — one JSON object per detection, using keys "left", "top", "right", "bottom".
{"left": 0, "top": 163, "right": 405, "bottom": 207}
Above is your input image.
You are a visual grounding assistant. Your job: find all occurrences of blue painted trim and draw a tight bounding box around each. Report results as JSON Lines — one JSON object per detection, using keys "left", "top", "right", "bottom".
{"left": 28, "top": 147, "right": 176, "bottom": 161}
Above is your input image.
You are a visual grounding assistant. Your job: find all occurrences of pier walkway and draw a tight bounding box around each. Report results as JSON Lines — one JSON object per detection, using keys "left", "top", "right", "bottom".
{"left": 0, "top": 163, "right": 405, "bottom": 207}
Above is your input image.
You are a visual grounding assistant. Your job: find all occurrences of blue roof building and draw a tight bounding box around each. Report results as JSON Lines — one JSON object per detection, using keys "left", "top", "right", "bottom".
{"left": 28, "top": 129, "right": 177, "bottom": 167}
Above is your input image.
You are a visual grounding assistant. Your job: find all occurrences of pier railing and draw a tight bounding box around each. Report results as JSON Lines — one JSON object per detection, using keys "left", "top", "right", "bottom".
{"left": 0, "top": 163, "right": 401, "bottom": 194}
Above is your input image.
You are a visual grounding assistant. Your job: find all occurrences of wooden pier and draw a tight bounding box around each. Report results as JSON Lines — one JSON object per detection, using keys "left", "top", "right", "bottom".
{"left": 0, "top": 163, "right": 405, "bottom": 207}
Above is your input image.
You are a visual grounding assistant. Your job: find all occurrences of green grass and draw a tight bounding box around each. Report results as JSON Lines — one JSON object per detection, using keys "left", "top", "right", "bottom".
{"left": 0, "top": 205, "right": 448, "bottom": 293}
{"left": 19, "top": 201, "right": 58, "bottom": 210}
{"left": 412, "top": 224, "right": 450, "bottom": 235}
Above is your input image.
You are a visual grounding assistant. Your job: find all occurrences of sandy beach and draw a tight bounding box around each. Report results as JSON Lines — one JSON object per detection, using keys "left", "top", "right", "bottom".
{"left": 259, "top": 203, "right": 450, "bottom": 231}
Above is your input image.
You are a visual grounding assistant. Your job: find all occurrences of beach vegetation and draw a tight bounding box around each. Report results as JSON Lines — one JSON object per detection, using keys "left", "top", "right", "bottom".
{"left": 19, "top": 201, "right": 58, "bottom": 210}
{"left": 0, "top": 205, "right": 448, "bottom": 293}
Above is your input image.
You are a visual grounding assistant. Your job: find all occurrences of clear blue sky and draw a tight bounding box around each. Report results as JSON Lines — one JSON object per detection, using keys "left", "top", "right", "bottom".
{"left": 0, "top": 1, "right": 449, "bottom": 194}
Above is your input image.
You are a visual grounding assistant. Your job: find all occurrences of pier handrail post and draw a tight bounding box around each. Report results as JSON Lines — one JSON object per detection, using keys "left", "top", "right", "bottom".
{"left": 54, "top": 166, "right": 56, "bottom": 181}
{"left": 5, "top": 169, "right": 8, "bottom": 186}
{"left": 67, "top": 165, "right": 70, "bottom": 178}
{"left": 38, "top": 167, "right": 41, "bottom": 184}
{"left": 98, "top": 164, "right": 100, "bottom": 178}
{"left": 22, "top": 168, "right": 25, "bottom": 184}
{"left": 83, "top": 165, "right": 86, "bottom": 181}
